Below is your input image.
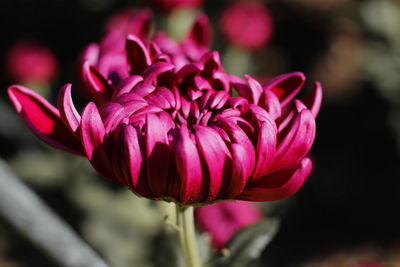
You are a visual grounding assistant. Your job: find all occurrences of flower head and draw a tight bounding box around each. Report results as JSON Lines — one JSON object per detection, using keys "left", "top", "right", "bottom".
{"left": 195, "top": 201, "right": 262, "bottom": 250}
{"left": 8, "top": 12, "right": 321, "bottom": 205}
{"left": 6, "top": 41, "right": 58, "bottom": 83}
{"left": 219, "top": 1, "right": 274, "bottom": 50}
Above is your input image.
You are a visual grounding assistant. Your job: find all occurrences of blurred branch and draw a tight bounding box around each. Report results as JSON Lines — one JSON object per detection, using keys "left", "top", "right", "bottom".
{"left": 0, "top": 158, "right": 110, "bottom": 267}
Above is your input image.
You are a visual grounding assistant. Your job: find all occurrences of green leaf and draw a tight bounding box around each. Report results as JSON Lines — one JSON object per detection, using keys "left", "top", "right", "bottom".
{"left": 217, "top": 218, "right": 280, "bottom": 267}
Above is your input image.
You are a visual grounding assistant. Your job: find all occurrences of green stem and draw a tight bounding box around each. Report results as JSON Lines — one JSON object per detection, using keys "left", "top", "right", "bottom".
{"left": 175, "top": 205, "right": 202, "bottom": 267}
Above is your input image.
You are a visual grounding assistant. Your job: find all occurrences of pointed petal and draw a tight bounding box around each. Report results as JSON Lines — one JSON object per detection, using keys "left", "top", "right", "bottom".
{"left": 186, "top": 13, "right": 212, "bottom": 47}
{"left": 79, "top": 43, "right": 100, "bottom": 66}
{"left": 57, "top": 84, "right": 81, "bottom": 135}
{"left": 175, "top": 124, "right": 203, "bottom": 204}
{"left": 259, "top": 90, "right": 282, "bottom": 120}
{"left": 80, "top": 102, "right": 116, "bottom": 181}
{"left": 302, "top": 81, "right": 323, "bottom": 118}
{"left": 263, "top": 72, "right": 305, "bottom": 107}
{"left": 145, "top": 113, "right": 170, "bottom": 197}
{"left": 244, "top": 75, "right": 263, "bottom": 104}
{"left": 238, "top": 158, "right": 312, "bottom": 201}
{"left": 126, "top": 35, "right": 152, "bottom": 75}
{"left": 8, "top": 85, "right": 83, "bottom": 155}
{"left": 142, "top": 62, "right": 174, "bottom": 84}
{"left": 194, "top": 125, "right": 231, "bottom": 202}
{"left": 273, "top": 107, "right": 315, "bottom": 171}
{"left": 80, "top": 61, "right": 112, "bottom": 104}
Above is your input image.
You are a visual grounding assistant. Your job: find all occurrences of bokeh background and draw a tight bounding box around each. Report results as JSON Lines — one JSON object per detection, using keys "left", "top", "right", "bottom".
{"left": 1, "top": 0, "right": 400, "bottom": 266}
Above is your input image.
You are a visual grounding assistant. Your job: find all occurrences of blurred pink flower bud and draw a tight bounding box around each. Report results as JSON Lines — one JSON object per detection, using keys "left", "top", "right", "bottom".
{"left": 219, "top": 1, "right": 274, "bottom": 51}
{"left": 6, "top": 41, "right": 58, "bottom": 83}
{"left": 148, "top": 0, "right": 204, "bottom": 12}
{"left": 196, "top": 201, "right": 262, "bottom": 250}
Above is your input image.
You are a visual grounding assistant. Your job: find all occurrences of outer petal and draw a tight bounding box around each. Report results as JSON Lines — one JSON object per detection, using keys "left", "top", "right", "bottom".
{"left": 238, "top": 158, "right": 312, "bottom": 201}
{"left": 252, "top": 120, "right": 277, "bottom": 179}
{"left": 273, "top": 106, "right": 315, "bottom": 171}
{"left": 145, "top": 113, "right": 170, "bottom": 197}
{"left": 80, "top": 102, "right": 116, "bottom": 182}
{"left": 80, "top": 61, "right": 112, "bottom": 104}
{"left": 219, "top": 119, "right": 255, "bottom": 198}
{"left": 57, "top": 84, "right": 81, "bottom": 135}
{"left": 186, "top": 13, "right": 212, "bottom": 47}
{"left": 175, "top": 124, "right": 203, "bottom": 204}
{"left": 194, "top": 125, "right": 231, "bottom": 202}
{"left": 263, "top": 72, "right": 305, "bottom": 107}
{"left": 8, "top": 85, "right": 83, "bottom": 155}
{"left": 126, "top": 35, "right": 152, "bottom": 75}
{"left": 122, "top": 125, "right": 154, "bottom": 198}
{"left": 302, "top": 81, "right": 323, "bottom": 118}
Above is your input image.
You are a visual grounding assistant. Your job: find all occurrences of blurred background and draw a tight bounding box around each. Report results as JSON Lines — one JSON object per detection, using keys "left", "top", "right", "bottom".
{"left": 1, "top": 0, "right": 400, "bottom": 266}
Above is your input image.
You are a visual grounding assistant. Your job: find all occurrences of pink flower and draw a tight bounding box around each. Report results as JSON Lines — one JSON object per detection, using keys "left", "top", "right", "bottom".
{"left": 8, "top": 12, "right": 321, "bottom": 204}
{"left": 6, "top": 41, "right": 58, "bottom": 83}
{"left": 147, "top": 0, "right": 204, "bottom": 12}
{"left": 219, "top": 1, "right": 274, "bottom": 51}
{"left": 195, "top": 201, "right": 262, "bottom": 250}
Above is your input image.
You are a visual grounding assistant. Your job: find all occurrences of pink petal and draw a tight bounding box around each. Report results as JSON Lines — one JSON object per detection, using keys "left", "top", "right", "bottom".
{"left": 57, "top": 84, "right": 81, "bottom": 136}
{"left": 99, "top": 102, "right": 124, "bottom": 133}
{"left": 122, "top": 124, "right": 154, "bottom": 197}
{"left": 244, "top": 75, "right": 263, "bottom": 104}
{"left": 126, "top": 35, "right": 152, "bottom": 75}
{"left": 302, "top": 81, "right": 323, "bottom": 118}
{"left": 80, "top": 61, "right": 112, "bottom": 104}
{"left": 186, "top": 13, "right": 212, "bottom": 47}
{"left": 80, "top": 102, "right": 116, "bottom": 182}
{"left": 263, "top": 72, "right": 305, "bottom": 107}
{"left": 109, "top": 126, "right": 132, "bottom": 188}
{"left": 175, "top": 124, "right": 203, "bottom": 204}
{"left": 230, "top": 75, "right": 252, "bottom": 101}
{"left": 142, "top": 62, "right": 175, "bottom": 85}
{"left": 79, "top": 43, "right": 100, "bottom": 66}
{"left": 8, "top": 85, "right": 83, "bottom": 155}
{"left": 219, "top": 119, "right": 255, "bottom": 198}
{"left": 194, "top": 125, "right": 231, "bottom": 202}
{"left": 238, "top": 158, "right": 312, "bottom": 201}
{"left": 273, "top": 107, "right": 315, "bottom": 171}
{"left": 145, "top": 113, "right": 171, "bottom": 197}
{"left": 258, "top": 90, "right": 282, "bottom": 120}
{"left": 112, "top": 75, "right": 143, "bottom": 98}
{"left": 252, "top": 120, "right": 277, "bottom": 179}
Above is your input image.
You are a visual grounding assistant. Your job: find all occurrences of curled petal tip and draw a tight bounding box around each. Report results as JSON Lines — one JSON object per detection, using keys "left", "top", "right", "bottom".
{"left": 8, "top": 85, "right": 83, "bottom": 155}
{"left": 303, "top": 81, "right": 323, "bottom": 118}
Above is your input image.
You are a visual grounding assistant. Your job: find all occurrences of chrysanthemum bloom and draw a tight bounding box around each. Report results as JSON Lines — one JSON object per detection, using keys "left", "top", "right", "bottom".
{"left": 195, "top": 201, "right": 262, "bottom": 249}
{"left": 147, "top": 0, "right": 204, "bottom": 12}
{"left": 8, "top": 13, "right": 321, "bottom": 205}
{"left": 219, "top": 1, "right": 274, "bottom": 51}
{"left": 6, "top": 41, "right": 58, "bottom": 83}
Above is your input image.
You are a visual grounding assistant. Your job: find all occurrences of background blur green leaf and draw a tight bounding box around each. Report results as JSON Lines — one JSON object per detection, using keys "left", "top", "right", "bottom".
{"left": 217, "top": 218, "right": 280, "bottom": 267}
